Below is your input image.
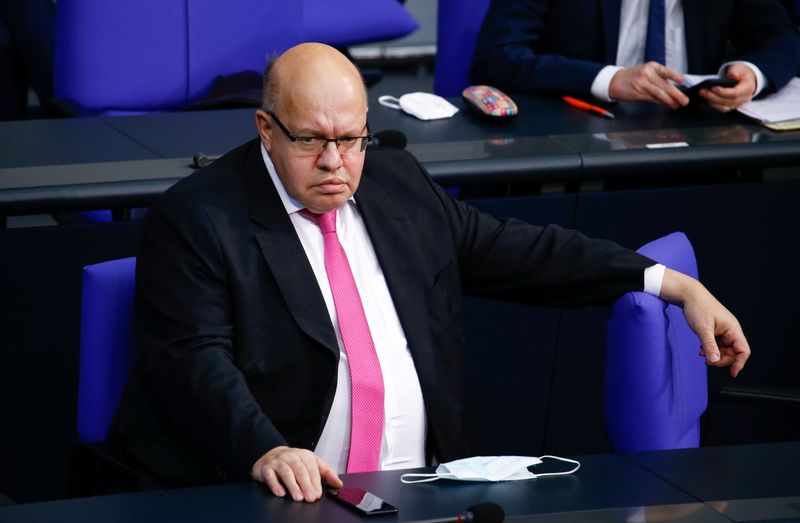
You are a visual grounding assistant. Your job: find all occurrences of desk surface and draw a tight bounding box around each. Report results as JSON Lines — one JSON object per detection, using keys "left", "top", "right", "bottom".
{"left": 628, "top": 441, "right": 800, "bottom": 501}
{"left": 0, "top": 454, "right": 693, "bottom": 523}
{"left": 1, "top": 443, "right": 798, "bottom": 523}
{"left": 2, "top": 96, "right": 800, "bottom": 214}
{"left": 0, "top": 118, "right": 158, "bottom": 168}
{"left": 96, "top": 96, "right": 782, "bottom": 157}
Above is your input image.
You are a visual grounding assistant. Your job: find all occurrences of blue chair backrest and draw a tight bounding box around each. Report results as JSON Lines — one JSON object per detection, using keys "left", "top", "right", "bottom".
{"left": 55, "top": 0, "right": 417, "bottom": 113}
{"left": 77, "top": 257, "right": 137, "bottom": 442}
{"left": 605, "top": 232, "right": 708, "bottom": 452}
{"left": 435, "top": 0, "right": 492, "bottom": 97}
{"left": 55, "top": 0, "right": 302, "bottom": 114}
{"left": 303, "top": 0, "right": 418, "bottom": 48}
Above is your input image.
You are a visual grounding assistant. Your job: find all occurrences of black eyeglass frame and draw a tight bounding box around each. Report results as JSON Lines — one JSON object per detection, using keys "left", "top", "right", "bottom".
{"left": 266, "top": 111, "right": 372, "bottom": 154}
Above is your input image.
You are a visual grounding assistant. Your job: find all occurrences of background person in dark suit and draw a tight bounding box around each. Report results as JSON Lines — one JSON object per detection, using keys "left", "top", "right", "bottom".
{"left": 780, "top": 0, "right": 800, "bottom": 75}
{"left": 111, "top": 43, "right": 750, "bottom": 502}
{"left": 471, "top": 0, "right": 800, "bottom": 112}
{"left": 0, "top": 0, "right": 55, "bottom": 120}
{"left": 783, "top": 0, "right": 800, "bottom": 25}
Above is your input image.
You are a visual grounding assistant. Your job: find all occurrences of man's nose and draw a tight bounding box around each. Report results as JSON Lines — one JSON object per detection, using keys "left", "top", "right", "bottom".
{"left": 316, "top": 141, "right": 344, "bottom": 170}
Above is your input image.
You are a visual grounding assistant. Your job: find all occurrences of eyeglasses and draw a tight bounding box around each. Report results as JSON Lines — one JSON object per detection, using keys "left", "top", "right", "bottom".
{"left": 267, "top": 111, "right": 371, "bottom": 156}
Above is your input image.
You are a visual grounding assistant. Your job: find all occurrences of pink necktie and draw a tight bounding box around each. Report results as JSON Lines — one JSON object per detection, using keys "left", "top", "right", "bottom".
{"left": 301, "top": 208, "right": 384, "bottom": 473}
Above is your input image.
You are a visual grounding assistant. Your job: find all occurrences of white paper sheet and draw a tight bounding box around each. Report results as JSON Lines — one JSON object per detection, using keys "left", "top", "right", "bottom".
{"left": 737, "top": 78, "right": 800, "bottom": 124}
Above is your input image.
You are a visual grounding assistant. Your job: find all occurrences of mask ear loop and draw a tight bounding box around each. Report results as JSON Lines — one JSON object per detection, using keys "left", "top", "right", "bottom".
{"left": 400, "top": 472, "right": 458, "bottom": 484}
{"left": 532, "top": 456, "right": 581, "bottom": 477}
{"left": 378, "top": 95, "right": 402, "bottom": 110}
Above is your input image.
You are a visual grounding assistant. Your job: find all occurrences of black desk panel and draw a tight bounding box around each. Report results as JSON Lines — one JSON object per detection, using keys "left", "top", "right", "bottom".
{"left": 164, "top": 455, "right": 694, "bottom": 523}
{"left": 707, "top": 496, "right": 800, "bottom": 523}
{"left": 98, "top": 95, "right": 582, "bottom": 160}
{"left": 3, "top": 96, "right": 800, "bottom": 215}
{"left": 97, "top": 93, "right": 599, "bottom": 156}
{"left": 0, "top": 159, "right": 188, "bottom": 215}
{"left": 367, "top": 95, "right": 748, "bottom": 143}
{"left": 0, "top": 118, "right": 157, "bottom": 168}
{"left": 98, "top": 96, "right": 580, "bottom": 160}
{"left": 0, "top": 490, "right": 205, "bottom": 523}
{"left": 628, "top": 442, "right": 800, "bottom": 501}
{"left": 464, "top": 195, "right": 576, "bottom": 457}
{"left": 364, "top": 96, "right": 800, "bottom": 183}
{"left": 102, "top": 109, "right": 257, "bottom": 159}
{"left": 408, "top": 136, "right": 582, "bottom": 182}
{"left": 0, "top": 445, "right": 794, "bottom": 522}
{"left": 561, "top": 125, "right": 800, "bottom": 176}
{"left": 508, "top": 503, "right": 732, "bottom": 522}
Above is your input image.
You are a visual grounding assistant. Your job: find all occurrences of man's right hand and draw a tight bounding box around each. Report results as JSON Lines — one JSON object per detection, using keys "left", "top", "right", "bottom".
{"left": 609, "top": 62, "right": 690, "bottom": 109}
{"left": 251, "top": 446, "right": 343, "bottom": 502}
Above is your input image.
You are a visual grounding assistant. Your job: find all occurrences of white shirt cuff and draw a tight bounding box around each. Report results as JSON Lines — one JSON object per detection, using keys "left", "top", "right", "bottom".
{"left": 591, "top": 65, "right": 624, "bottom": 102}
{"left": 644, "top": 263, "right": 666, "bottom": 297}
{"left": 719, "top": 61, "right": 767, "bottom": 97}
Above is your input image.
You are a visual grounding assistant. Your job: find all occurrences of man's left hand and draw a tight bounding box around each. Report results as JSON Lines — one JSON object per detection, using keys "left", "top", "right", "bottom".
{"left": 659, "top": 268, "right": 751, "bottom": 377}
{"left": 699, "top": 63, "right": 757, "bottom": 113}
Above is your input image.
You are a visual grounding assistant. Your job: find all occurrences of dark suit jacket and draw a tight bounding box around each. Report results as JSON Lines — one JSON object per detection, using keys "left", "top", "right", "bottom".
{"left": 471, "top": 0, "right": 800, "bottom": 98}
{"left": 783, "top": 0, "right": 800, "bottom": 26}
{"left": 111, "top": 138, "right": 652, "bottom": 485}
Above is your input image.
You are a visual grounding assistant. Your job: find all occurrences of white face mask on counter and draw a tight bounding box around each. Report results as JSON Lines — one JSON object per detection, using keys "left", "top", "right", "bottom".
{"left": 399, "top": 455, "right": 581, "bottom": 484}
{"left": 378, "top": 92, "right": 459, "bottom": 121}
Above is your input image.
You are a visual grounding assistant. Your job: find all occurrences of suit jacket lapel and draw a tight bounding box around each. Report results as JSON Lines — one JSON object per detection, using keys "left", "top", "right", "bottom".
{"left": 355, "top": 173, "right": 433, "bottom": 366}
{"left": 243, "top": 141, "right": 339, "bottom": 355}
{"left": 601, "top": 0, "right": 622, "bottom": 64}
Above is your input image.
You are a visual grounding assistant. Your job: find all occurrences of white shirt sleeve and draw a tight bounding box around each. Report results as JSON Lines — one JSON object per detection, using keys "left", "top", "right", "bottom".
{"left": 719, "top": 61, "right": 768, "bottom": 97}
{"left": 591, "top": 65, "right": 625, "bottom": 102}
{"left": 644, "top": 263, "right": 666, "bottom": 296}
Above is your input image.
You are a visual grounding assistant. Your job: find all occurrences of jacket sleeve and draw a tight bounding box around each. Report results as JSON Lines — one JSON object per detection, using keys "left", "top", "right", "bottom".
{"left": 470, "top": 0, "right": 606, "bottom": 97}
{"left": 730, "top": 0, "right": 800, "bottom": 95}
{"left": 411, "top": 156, "right": 654, "bottom": 307}
{"left": 134, "top": 191, "right": 287, "bottom": 481}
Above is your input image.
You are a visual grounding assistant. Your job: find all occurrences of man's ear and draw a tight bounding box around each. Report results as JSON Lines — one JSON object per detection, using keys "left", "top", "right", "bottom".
{"left": 255, "top": 110, "right": 273, "bottom": 151}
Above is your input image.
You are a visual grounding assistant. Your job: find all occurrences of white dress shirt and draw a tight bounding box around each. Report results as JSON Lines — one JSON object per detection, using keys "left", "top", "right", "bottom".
{"left": 261, "top": 144, "right": 427, "bottom": 474}
{"left": 260, "top": 144, "right": 665, "bottom": 472}
{"left": 591, "top": 0, "right": 766, "bottom": 101}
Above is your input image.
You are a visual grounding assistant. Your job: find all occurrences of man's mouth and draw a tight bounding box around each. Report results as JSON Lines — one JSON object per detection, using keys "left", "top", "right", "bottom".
{"left": 316, "top": 178, "right": 347, "bottom": 194}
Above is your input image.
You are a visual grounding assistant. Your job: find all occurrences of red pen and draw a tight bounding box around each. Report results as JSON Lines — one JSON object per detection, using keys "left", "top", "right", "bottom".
{"left": 562, "top": 96, "right": 615, "bottom": 119}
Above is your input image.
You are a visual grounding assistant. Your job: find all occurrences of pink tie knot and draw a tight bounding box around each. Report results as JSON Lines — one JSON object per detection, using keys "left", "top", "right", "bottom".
{"left": 300, "top": 208, "right": 337, "bottom": 235}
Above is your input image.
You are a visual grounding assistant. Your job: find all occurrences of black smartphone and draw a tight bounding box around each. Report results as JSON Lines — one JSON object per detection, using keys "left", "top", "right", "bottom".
{"left": 679, "top": 77, "right": 739, "bottom": 102}
{"left": 327, "top": 487, "right": 399, "bottom": 516}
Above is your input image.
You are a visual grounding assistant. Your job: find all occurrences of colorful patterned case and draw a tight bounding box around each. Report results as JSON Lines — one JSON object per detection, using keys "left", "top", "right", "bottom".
{"left": 461, "top": 85, "right": 518, "bottom": 120}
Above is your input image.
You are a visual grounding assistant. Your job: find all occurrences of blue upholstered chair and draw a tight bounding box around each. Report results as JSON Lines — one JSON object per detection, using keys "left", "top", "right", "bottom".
{"left": 434, "top": 0, "right": 492, "bottom": 97}
{"left": 604, "top": 232, "right": 708, "bottom": 452}
{"left": 55, "top": 1, "right": 301, "bottom": 114}
{"left": 304, "top": 0, "right": 418, "bottom": 48}
{"left": 76, "top": 257, "right": 157, "bottom": 493}
{"left": 78, "top": 257, "right": 137, "bottom": 443}
{"left": 55, "top": 0, "right": 417, "bottom": 114}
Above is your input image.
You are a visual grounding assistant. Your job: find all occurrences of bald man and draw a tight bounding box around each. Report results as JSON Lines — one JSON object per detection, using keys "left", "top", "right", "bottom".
{"left": 111, "top": 43, "right": 750, "bottom": 501}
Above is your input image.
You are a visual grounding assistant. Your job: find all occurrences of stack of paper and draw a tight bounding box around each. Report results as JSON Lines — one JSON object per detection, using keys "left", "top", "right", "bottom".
{"left": 737, "top": 78, "right": 800, "bottom": 131}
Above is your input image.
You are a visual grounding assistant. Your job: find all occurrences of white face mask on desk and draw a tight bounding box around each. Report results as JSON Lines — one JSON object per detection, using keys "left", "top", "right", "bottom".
{"left": 399, "top": 455, "right": 581, "bottom": 484}
{"left": 378, "top": 92, "right": 459, "bottom": 121}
